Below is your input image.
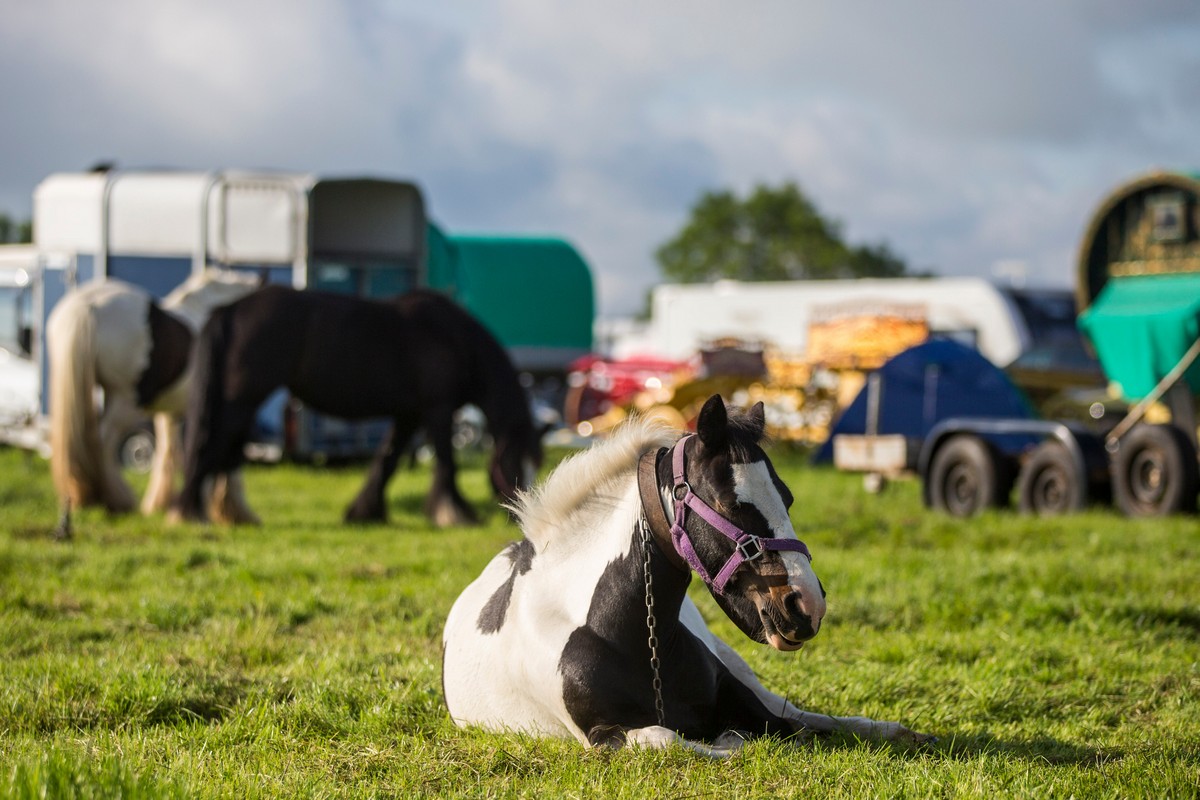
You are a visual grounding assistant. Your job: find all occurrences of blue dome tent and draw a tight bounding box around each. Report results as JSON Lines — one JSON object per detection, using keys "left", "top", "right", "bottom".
{"left": 814, "top": 339, "right": 1036, "bottom": 463}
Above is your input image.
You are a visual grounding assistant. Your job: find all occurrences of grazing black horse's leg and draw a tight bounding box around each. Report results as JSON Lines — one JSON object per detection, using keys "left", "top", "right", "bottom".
{"left": 423, "top": 404, "right": 478, "bottom": 528}
{"left": 344, "top": 416, "right": 419, "bottom": 523}
{"left": 176, "top": 401, "right": 260, "bottom": 522}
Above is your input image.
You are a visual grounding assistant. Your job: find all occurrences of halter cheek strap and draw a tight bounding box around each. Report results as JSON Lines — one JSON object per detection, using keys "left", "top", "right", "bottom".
{"left": 668, "top": 435, "right": 811, "bottom": 596}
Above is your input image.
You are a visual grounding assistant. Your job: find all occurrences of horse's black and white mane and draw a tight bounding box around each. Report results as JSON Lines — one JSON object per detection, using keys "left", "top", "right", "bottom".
{"left": 509, "top": 415, "right": 677, "bottom": 550}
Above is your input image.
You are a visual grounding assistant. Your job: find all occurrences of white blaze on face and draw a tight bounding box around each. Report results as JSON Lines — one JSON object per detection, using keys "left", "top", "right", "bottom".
{"left": 731, "top": 461, "right": 827, "bottom": 625}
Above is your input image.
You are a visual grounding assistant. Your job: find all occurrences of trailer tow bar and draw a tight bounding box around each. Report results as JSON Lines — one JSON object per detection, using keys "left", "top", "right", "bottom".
{"left": 1105, "top": 334, "right": 1200, "bottom": 454}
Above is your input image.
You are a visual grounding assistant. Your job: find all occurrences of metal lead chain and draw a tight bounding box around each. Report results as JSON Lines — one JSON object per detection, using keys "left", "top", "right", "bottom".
{"left": 640, "top": 514, "right": 666, "bottom": 727}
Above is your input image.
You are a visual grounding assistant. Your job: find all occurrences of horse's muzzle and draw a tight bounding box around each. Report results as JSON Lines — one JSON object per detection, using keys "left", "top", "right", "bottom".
{"left": 758, "top": 588, "right": 823, "bottom": 651}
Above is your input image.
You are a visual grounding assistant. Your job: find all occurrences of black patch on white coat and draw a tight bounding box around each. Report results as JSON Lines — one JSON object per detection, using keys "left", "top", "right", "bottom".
{"left": 476, "top": 538, "right": 536, "bottom": 634}
{"left": 558, "top": 527, "right": 797, "bottom": 744}
{"left": 136, "top": 301, "right": 192, "bottom": 407}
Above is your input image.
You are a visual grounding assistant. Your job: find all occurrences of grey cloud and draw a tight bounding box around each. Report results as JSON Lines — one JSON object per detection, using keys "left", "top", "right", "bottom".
{"left": 1, "top": 0, "right": 1196, "bottom": 316}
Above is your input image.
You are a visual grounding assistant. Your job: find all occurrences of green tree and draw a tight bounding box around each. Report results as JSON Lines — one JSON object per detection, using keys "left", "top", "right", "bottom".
{"left": 0, "top": 213, "right": 32, "bottom": 244}
{"left": 655, "top": 182, "right": 911, "bottom": 283}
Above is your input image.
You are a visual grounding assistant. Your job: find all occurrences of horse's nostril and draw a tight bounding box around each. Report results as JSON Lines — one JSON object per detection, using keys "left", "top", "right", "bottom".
{"left": 783, "top": 590, "right": 806, "bottom": 620}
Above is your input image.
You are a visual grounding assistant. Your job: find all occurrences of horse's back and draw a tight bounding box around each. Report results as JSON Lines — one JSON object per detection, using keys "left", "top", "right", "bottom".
{"left": 49, "top": 280, "right": 153, "bottom": 390}
{"left": 211, "top": 286, "right": 487, "bottom": 417}
{"left": 443, "top": 542, "right": 579, "bottom": 739}
{"left": 443, "top": 479, "right": 647, "bottom": 743}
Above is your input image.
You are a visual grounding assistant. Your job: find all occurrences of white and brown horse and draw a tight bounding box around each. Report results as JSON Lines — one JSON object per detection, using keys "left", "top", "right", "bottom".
{"left": 47, "top": 269, "right": 261, "bottom": 528}
{"left": 443, "top": 395, "right": 932, "bottom": 756}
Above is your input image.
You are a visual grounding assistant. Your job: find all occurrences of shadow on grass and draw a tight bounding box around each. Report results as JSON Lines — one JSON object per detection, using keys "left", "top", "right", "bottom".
{"left": 915, "top": 732, "right": 1120, "bottom": 766}
{"left": 801, "top": 728, "right": 1119, "bottom": 768}
{"left": 1118, "top": 605, "right": 1200, "bottom": 640}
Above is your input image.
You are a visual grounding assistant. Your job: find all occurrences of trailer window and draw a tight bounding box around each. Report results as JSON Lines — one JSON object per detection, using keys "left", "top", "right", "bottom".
{"left": 311, "top": 257, "right": 417, "bottom": 299}
{"left": 1149, "top": 192, "right": 1186, "bottom": 243}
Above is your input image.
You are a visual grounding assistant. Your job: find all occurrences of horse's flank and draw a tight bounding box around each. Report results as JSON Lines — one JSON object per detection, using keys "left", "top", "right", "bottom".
{"left": 509, "top": 416, "right": 677, "bottom": 550}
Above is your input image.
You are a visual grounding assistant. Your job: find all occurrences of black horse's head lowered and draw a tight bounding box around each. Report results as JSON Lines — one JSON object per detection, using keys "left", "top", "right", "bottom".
{"left": 650, "top": 395, "right": 825, "bottom": 650}
{"left": 489, "top": 416, "right": 545, "bottom": 506}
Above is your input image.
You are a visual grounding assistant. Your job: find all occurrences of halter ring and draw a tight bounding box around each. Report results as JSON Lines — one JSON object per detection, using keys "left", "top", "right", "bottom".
{"left": 736, "top": 536, "right": 765, "bottom": 563}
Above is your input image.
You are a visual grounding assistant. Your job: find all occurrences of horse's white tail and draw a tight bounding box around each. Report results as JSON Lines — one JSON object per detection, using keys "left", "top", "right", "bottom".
{"left": 47, "top": 299, "right": 133, "bottom": 512}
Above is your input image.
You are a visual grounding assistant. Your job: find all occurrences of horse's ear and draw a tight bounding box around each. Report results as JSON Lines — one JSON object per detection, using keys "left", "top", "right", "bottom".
{"left": 695, "top": 394, "right": 729, "bottom": 452}
{"left": 747, "top": 401, "right": 766, "bottom": 437}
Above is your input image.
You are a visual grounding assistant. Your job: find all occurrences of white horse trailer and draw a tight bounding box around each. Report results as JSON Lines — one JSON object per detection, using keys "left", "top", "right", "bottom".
{"left": 618, "top": 277, "right": 1035, "bottom": 367}
{"left": 5, "top": 169, "right": 427, "bottom": 461}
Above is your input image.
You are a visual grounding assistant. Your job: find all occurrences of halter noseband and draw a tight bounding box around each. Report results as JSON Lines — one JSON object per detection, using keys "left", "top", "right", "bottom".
{"left": 663, "top": 434, "right": 811, "bottom": 595}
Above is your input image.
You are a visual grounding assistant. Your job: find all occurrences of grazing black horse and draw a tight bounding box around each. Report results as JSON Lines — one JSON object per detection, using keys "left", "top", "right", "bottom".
{"left": 175, "top": 286, "right": 543, "bottom": 526}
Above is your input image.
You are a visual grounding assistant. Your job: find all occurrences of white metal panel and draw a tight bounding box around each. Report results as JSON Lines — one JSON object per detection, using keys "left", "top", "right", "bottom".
{"left": 32, "top": 173, "right": 108, "bottom": 252}
{"left": 107, "top": 172, "right": 211, "bottom": 254}
{"left": 208, "top": 176, "right": 306, "bottom": 264}
{"left": 643, "top": 278, "right": 1026, "bottom": 366}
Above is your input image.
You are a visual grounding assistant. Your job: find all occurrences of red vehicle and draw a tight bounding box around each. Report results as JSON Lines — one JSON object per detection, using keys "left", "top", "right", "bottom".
{"left": 563, "top": 354, "right": 692, "bottom": 429}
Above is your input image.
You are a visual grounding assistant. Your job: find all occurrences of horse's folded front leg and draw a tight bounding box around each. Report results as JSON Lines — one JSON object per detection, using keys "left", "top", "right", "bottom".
{"left": 591, "top": 726, "right": 747, "bottom": 759}
{"left": 792, "top": 711, "right": 936, "bottom": 746}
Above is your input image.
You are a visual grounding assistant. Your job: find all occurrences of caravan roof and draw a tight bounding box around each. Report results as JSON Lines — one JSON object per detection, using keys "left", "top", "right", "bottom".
{"left": 641, "top": 278, "right": 1030, "bottom": 367}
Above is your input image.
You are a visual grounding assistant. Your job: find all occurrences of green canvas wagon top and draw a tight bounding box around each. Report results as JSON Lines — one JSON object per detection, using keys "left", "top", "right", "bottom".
{"left": 1076, "top": 171, "right": 1200, "bottom": 400}
{"left": 427, "top": 224, "right": 595, "bottom": 374}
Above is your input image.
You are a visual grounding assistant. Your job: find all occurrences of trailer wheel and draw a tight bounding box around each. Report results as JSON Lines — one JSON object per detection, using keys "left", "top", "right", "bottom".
{"left": 118, "top": 424, "right": 156, "bottom": 474}
{"left": 928, "top": 435, "right": 1008, "bottom": 517}
{"left": 1112, "top": 424, "right": 1199, "bottom": 517}
{"left": 1017, "top": 441, "right": 1084, "bottom": 516}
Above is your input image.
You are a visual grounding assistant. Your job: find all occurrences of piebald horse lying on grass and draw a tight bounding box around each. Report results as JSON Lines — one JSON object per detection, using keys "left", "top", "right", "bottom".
{"left": 443, "top": 395, "right": 932, "bottom": 755}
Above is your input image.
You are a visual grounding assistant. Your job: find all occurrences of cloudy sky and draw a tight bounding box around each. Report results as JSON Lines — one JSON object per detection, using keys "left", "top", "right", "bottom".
{"left": 2, "top": 1, "right": 1198, "bottom": 316}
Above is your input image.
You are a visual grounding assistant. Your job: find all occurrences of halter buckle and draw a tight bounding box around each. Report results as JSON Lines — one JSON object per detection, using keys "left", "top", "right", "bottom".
{"left": 736, "top": 536, "right": 764, "bottom": 563}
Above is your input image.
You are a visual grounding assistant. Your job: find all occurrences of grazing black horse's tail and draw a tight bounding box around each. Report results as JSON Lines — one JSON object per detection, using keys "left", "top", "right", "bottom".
{"left": 177, "top": 305, "right": 232, "bottom": 518}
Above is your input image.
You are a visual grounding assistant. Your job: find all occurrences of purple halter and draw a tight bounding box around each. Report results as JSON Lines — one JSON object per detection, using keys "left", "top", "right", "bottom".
{"left": 668, "top": 435, "right": 811, "bottom": 595}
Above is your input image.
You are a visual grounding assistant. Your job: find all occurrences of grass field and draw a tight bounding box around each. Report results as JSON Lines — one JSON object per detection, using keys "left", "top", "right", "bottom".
{"left": 1, "top": 442, "right": 1198, "bottom": 799}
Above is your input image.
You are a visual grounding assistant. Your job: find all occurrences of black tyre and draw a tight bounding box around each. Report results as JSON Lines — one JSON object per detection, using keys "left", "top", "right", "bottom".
{"left": 1017, "top": 441, "right": 1085, "bottom": 516}
{"left": 928, "top": 435, "right": 1009, "bottom": 517}
{"left": 1112, "top": 424, "right": 1199, "bottom": 517}
{"left": 119, "top": 425, "right": 157, "bottom": 474}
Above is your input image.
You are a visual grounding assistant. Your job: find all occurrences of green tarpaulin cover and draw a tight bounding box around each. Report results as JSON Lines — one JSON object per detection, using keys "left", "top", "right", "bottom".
{"left": 1077, "top": 273, "right": 1200, "bottom": 400}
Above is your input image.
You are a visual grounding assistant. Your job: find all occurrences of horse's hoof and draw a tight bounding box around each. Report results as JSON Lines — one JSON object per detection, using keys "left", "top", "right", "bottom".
{"left": 166, "top": 507, "right": 205, "bottom": 525}
{"left": 344, "top": 505, "right": 386, "bottom": 524}
{"left": 430, "top": 503, "right": 477, "bottom": 528}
